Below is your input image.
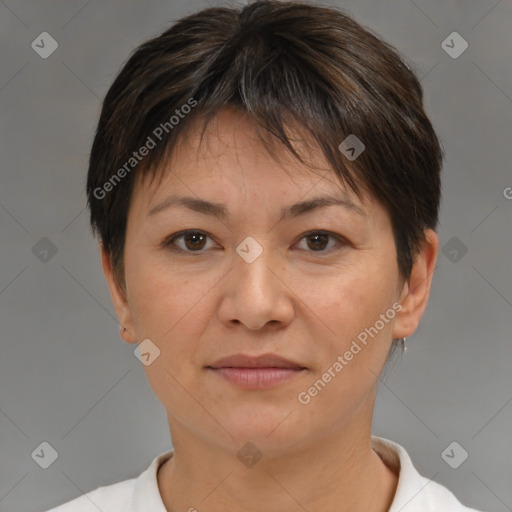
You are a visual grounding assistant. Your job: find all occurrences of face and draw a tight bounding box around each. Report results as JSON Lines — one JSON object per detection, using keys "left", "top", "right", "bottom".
{"left": 103, "top": 107, "right": 435, "bottom": 457}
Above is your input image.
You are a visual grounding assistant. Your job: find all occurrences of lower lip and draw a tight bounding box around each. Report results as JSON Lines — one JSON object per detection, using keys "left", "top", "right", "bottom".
{"left": 207, "top": 367, "right": 306, "bottom": 389}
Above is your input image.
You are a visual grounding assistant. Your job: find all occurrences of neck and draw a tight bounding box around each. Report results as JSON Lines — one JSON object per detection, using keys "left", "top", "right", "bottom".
{"left": 158, "top": 419, "right": 398, "bottom": 512}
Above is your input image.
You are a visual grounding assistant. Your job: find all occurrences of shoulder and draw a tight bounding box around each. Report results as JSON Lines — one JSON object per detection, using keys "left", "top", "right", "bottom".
{"left": 372, "top": 436, "right": 485, "bottom": 512}
{"left": 420, "top": 478, "right": 483, "bottom": 511}
{"left": 43, "top": 449, "right": 174, "bottom": 512}
{"left": 43, "top": 478, "right": 135, "bottom": 511}
{"left": 46, "top": 478, "right": 136, "bottom": 512}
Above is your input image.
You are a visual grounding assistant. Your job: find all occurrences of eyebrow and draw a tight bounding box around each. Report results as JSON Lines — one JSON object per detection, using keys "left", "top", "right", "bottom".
{"left": 147, "top": 193, "right": 365, "bottom": 221}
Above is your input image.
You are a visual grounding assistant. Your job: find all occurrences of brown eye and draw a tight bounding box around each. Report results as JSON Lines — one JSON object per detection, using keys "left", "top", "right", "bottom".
{"left": 296, "top": 231, "right": 345, "bottom": 253}
{"left": 165, "top": 231, "right": 215, "bottom": 253}
{"left": 183, "top": 232, "right": 207, "bottom": 250}
{"left": 306, "top": 233, "right": 329, "bottom": 251}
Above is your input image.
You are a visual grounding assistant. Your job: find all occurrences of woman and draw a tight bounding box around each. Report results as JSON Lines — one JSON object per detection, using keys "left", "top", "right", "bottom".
{"left": 47, "top": 1, "right": 483, "bottom": 510}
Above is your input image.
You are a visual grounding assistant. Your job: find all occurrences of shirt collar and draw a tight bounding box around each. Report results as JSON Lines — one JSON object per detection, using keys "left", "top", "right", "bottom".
{"left": 126, "top": 437, "right": 440, "bottom": 511}
{"left": 372, "top": 436, "right": 440, "bottom": 511}
{"left": 128, "top": 449, "right": 174, "bottom": 511}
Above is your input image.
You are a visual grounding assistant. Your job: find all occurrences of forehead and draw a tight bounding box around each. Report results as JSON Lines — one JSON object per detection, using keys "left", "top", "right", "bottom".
{"left": 130, "top": 107, "right": 373, "bottom": 218}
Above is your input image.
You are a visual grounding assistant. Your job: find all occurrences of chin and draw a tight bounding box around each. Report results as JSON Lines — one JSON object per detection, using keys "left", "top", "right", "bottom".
{"left": 223, "top": 408, "right": 303, "bottom": 447}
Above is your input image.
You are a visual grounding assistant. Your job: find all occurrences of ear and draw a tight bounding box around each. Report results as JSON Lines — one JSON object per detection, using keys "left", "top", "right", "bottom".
{"left": 100, "top": 242, "right": 138, "bottom": 344}
{"left": 392, "top": 229, "right": 438, "bottom": 339}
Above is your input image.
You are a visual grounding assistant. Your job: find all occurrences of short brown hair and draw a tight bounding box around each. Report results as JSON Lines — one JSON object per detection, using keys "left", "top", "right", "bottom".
{"left": 86, "top": 0, "right": 443, "bottom": 291}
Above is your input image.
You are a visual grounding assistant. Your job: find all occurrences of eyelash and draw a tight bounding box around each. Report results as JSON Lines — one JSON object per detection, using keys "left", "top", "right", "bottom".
{"left": 162, "top": 230, "right": 350, "bottom": 255}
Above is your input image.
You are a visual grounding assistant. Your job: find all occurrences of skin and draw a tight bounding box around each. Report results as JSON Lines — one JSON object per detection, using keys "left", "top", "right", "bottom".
{"left": 101, "top": 107, "right": 438, "bottom": 512}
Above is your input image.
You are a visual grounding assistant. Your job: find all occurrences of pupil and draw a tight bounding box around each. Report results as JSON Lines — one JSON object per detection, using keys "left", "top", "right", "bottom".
{"left": 308, "top": 234, "right": 327, "bottom": 251}
{"left": 185, "top": 233, "right": 205, "bottom": 250}
{"left": 182, "top": 233, "right": 328, "bottom": 251}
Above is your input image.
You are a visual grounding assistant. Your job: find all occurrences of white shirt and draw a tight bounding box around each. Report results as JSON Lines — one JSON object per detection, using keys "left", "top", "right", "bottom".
{"left": 45, "top": 436, "right": 482, "bottom": 511}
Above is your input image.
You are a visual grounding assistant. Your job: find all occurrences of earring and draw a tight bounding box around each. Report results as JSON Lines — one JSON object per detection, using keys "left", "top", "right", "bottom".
{"left": 394, "top": 337, "right": 407, "bottom": 353}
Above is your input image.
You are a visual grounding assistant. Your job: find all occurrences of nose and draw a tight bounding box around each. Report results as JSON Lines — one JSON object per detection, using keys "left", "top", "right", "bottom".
{"left": 216, "top": 244, "right": 295, "bottom": 331}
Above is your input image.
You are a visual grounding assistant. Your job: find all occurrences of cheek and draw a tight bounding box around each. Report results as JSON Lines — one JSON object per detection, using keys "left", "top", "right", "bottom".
{"left": 125, "top": 258, "right": 215, "bottom": 407}
{"left": 305, "top": 260, "right": 395, "bottom": 325}
{"left": 296, "top": 274, "right": 397, "bottom": 411}
{"left": 298, "top": 260, "right": 398, "bottom": 365}
{"left": 124, "top": 247, "right": 205, "bottom": 340}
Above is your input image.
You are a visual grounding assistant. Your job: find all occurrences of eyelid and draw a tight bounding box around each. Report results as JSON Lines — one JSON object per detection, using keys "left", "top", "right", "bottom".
{"left": 294, "top": 230, "right": 351, "bottom": 253}
{"left": 163, "top": 230, "right": 218, "bottom": 253}
{"left": 163, "top": 229, "right": 350, "bottom": 254}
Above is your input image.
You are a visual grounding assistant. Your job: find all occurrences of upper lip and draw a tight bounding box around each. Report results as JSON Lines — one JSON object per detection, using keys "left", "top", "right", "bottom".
{"left": 207, "top": 353, "right": 306, "bottom": 369}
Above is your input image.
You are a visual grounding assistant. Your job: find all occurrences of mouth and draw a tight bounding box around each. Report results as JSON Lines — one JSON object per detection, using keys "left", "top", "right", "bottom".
{"left": 205, "top": 353, "right": 307, "bottom": 389}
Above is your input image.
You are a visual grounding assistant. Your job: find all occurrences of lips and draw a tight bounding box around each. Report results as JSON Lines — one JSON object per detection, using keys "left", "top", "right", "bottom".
{"left": 207, "top": 353, "right": 306, "bottom": 370}
{"left": 206, "top": 353, "right": 307, "bottom": 389}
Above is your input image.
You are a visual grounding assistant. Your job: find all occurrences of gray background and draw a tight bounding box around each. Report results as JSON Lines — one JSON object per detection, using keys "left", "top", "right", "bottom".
{"left": 1, "top": 0, "right": 511, "bottom": 511}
